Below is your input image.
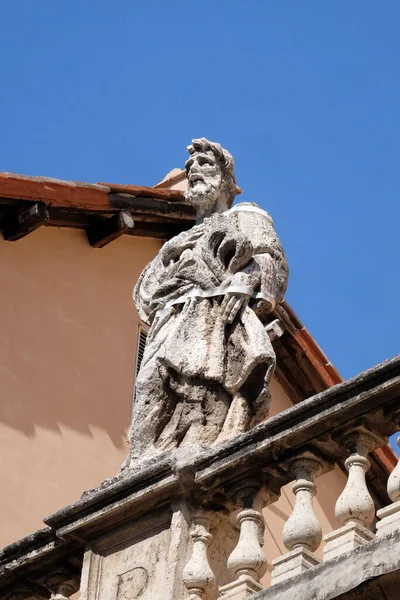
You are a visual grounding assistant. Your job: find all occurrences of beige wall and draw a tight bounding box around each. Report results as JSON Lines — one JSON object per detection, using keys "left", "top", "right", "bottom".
{"left": 0, "top": 227, "right": 161, "bottom": 547}
{"left": 0, "top": 227, "right": 346, "bottom": 566}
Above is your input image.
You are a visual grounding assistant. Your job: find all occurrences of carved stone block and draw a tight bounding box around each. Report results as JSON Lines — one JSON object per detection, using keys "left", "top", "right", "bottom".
{"left": 377, "top": 500, "right": 400, "bottom": 537}
{"left": 323, "top": 522, "right": 374, "bottom": 561}
{"left": 79, "top": 509, "right": 182, "bottom": 600}
{"left": 218, "top": 574, "right": 263, "bottom": 599}
{"left": 271, "top": 547, "right": 320, "bottom": 585}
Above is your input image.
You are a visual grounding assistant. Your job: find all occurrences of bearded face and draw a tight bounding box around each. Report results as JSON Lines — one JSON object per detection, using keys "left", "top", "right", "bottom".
{"left": 185, "top": 150, "right": 224, "bottom": 214}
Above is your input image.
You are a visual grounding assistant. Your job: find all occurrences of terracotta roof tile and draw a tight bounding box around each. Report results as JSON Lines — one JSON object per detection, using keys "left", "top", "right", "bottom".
{"left": 0, "top": 172, "right": 186, "bottom": 212}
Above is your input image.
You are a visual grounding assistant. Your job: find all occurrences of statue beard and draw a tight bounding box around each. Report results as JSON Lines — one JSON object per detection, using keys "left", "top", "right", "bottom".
{"left": 185, "top": 178, "right": 221, "bottom": 214}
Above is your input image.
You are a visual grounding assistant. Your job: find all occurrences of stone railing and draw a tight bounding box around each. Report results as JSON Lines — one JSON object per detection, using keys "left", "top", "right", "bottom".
{"left": 207, "top": 430, "right": 400, "bottom": 599}
{"left": 0, "top": 527, "right": 82, "bottom": 600}
{"left": 182, "top": 356, "right": 400, "bottom": 599}
{"left": 0, "top": 356, "right": 399, "bottom": 600}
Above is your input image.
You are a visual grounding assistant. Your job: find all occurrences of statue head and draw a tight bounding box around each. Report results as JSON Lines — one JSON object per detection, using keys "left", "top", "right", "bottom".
{"left": 184, "top": 138, "right": 237, "bottom": 219}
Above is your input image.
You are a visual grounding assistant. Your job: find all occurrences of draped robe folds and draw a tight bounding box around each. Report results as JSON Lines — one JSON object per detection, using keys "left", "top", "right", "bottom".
{"left": 129, "top": 202, "right": 289, "bottom": 460}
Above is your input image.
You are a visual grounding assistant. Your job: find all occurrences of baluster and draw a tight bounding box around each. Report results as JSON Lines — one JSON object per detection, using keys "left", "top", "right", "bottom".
{"left": 42, "top": 572, "right": 78, "bottom": 600}
{"left": 271, "top": 454, "right": 323, "bottom": 585}
{"left": 323, "top": 428, "right": 378, "bottom": 561}
{"left": 377, "top": 435, "right": 400, "bottom": 536}
{"left": 183, "top": 511, "right": 215, "bottom": 600}
{"left": 50, "top": 585, "right": 74, "bottom": 600}
{"left": 219, "top": 486, "right": 270, "bottom": 599}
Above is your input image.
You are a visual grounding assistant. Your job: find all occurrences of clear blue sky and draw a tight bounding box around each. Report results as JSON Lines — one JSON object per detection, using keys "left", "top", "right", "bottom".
{"left": 1, "top": 2, "right": 399, "bottom": 441}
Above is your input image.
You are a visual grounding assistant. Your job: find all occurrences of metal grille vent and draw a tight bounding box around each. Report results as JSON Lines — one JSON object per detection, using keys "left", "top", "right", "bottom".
{"left": 136, "top": 326, "right": 148, "bottom": 376}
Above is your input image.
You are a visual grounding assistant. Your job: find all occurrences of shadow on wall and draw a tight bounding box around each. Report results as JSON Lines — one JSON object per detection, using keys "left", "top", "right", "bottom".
{"left": 0, "top": 228, "right": 162, "bottom": 447}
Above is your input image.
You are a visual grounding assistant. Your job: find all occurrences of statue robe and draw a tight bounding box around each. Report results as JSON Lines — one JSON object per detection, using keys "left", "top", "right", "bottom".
{"left": 128, "top": 202, "right": 288, "bottom": 460}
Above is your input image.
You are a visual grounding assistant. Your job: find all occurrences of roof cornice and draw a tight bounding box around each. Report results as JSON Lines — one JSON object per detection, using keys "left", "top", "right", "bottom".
{"left": 0, "top": 172, "right": 194, "bottom": 245}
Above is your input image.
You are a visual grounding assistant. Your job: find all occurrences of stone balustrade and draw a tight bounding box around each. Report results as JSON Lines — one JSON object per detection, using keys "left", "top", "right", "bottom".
{"left": 188, "top": 433, "right": 400, "bottom": 599}
{"left": 0, "top": 356, "right": 399, "bottom": 599}
{"left": 1, "top": 573, "right": 79, "bottom": 600}
{"left": 184, "top": 358, "right": 400, "bottom": 598}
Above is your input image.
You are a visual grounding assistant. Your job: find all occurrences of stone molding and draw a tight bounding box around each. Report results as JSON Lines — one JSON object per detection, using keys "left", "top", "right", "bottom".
{"left": 253, "top": 528, "right": 400, "bottom": 600}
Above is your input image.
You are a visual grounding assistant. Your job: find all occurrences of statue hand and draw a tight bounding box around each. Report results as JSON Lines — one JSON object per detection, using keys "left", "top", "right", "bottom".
{"left": 161, "top": 228, "right": 204, "bottom": 265}
{"left": 221, "top": 293, "right": 249, "bottom": 324}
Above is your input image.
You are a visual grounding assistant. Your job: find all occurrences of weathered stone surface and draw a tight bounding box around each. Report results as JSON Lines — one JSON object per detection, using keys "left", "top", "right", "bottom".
{"left": 0, "top": 526, "right": 82, "bottom": 599}
{"left": 377, "top": 499, "right": 400, "bottom": 536}
{"left": 125, "top": 138, "right": 289, "bottom": 466}
{"left": 254, "top": 530, "right": 400, "bottom": 600}
{"left": 0, "top": 528, "right": 55, "bottom": 564}
{"left": 271, "top": 547, "right": 320, "bottom": 585}
{"left": 1, "top": 356, "right": 400, "bottom": 599}
{"left": 323, "top": 523, "right": 374, "bottom": 561}
{"left": 219, "top": 574, "right": 263, "bottom": 598}
{"left": 79, "top": 509, "right": 176, "bottom": 600}
{"left": 183, "top": 511, "right": 216, "bottom": 599}
{"left": 43, "top": 355, "right": 400, "bottom": 542}
{"left": 376, "top": 436, "right": 400, "bottom": 537}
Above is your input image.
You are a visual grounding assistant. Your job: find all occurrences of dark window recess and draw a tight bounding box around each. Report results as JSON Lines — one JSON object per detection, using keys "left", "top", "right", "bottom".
{"left": 136, "top": 327, "right": 148, "bottom": 375}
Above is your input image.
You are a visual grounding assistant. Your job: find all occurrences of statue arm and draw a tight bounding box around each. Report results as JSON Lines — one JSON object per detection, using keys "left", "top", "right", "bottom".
{"left": 133, "top": 256, "right": 167, "bottom": 327}
{"left": 220, "top": 251, "right": 282, "bottom": 323}
{"left": 230, "top": 205, "right": 288, "bottom": 313}
{"left": 220, "top": 258, "right": 262, "bottom": 324}
{"left": 250, "top": 253, "right": 278, "bottom": 315}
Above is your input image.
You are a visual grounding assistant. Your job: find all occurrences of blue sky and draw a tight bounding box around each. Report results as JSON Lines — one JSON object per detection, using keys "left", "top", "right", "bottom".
{"left": 1, "top": 3, "right": 399, "bottom": 445}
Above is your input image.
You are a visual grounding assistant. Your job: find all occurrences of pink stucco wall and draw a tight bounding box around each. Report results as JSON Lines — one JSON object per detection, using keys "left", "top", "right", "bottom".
{"left": 0, "top": 227, "right": 161, "bottom": 547}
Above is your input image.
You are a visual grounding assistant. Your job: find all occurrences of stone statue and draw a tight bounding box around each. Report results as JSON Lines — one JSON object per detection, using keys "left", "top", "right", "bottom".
{"left": 125, "top": 138, "right": 288, "bottom": 466}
